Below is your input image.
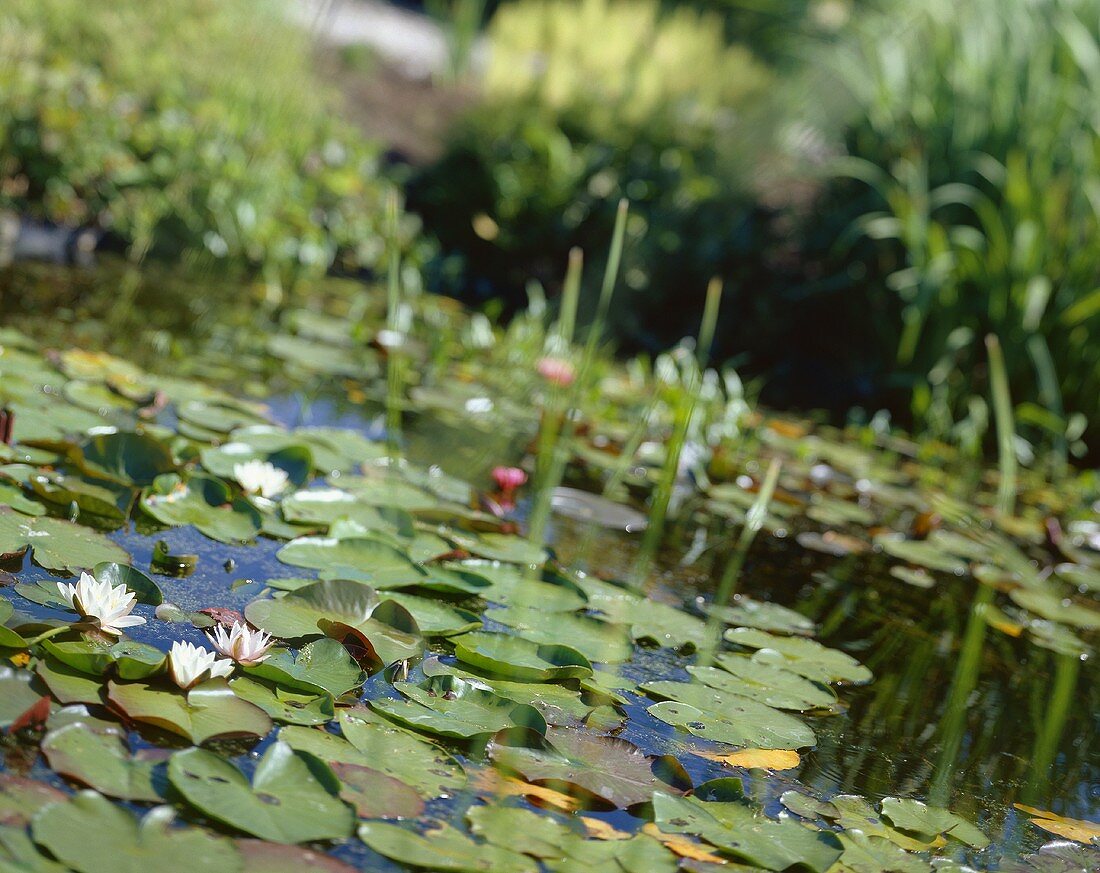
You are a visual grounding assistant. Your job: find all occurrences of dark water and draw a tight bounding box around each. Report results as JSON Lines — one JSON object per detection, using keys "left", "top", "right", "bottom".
{"left": 1, "top": 259, "right": 1097, "bottom": 868}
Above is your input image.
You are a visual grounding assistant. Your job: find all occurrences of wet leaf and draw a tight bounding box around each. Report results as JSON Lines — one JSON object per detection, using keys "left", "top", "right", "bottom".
{"left": 692, "top": 655, "right": 837, "bottom": 711}
{"left": 168, "top": 742, "right": 354, "bottom": 843}
{"left": 0, "top": 666, "right": 47, "bottom": 730}
{"left": 31, "top": 791, "right": 241, "bottom": 873}
{"left": 244, "top": 638, "right": 366, "bottom": 698}
{"left": 79, "top": 431, "right": 177, "bottom": 487}
{"left": 107, "top": 679, "right": 272, "bottom": 744}
{"left": 881, "top": 797, "right": 989, "bottom": 849}
{"left": 330, "top": 762, "right": 425, "bottom": 819}
{"left": 358, "top": 821, "right": 538, "bottom": 873}
{"left": 0, "top": 509, "right": 128, "bottom": 573}
{"left": 707, "top": 599, "right": 815, "bottom": 635}
{"left": 372, "top": 675, "right": 547, "bottom": 741}
{"left": 41, "top": 723, "right": 165, "bottom": 801}
{"left": 1014, "top": 804, "right": 1100, "bottom": 844}
{"left": 237, "top": 840, "right": 359, "bottom": 873}
{"left": 488, "top": 605, "right": 633, "bottom": 663}
{"left": 696, "top": 748, "right": 801, "bottom": 770}
{"left": 142, "top": 474, "right": 261, "bottom": 544}
{"left": 228, "top": 675, "right": 335, "bottom": 725}
{"left": 642, "top": 681, "right": 816, "bottom": 749}
{"left": 724, "top": 628, "right": 873, "bottom": 684}
{"left": 488, "top": 726, "right": 681, "bottom": 809}
{"left": 453, "top": 631, "right": 593, "bottom": 681}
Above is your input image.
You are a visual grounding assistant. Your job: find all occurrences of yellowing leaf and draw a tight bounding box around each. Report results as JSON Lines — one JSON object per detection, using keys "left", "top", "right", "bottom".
{"left": 1015, "top": 804, "right": 1100, "bottom": 844}
{"left": 695, "top": 748, "right": 801, "bottom": 771}
{"left": 582, "top": 817, "right": 632, "bottom": 841}
{"left": 472, "top": 769, "right": 579, "bottom": 813}
{"left": 641, "top": 823, "right": 727, "bottom": 863}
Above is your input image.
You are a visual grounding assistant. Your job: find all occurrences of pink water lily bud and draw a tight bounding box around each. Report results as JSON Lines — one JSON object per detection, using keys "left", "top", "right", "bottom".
{"left": 537, "top": 356, "right": 576, "bottom": 387}
{"left": 492, "top": 466, "right": 527, "bottom": 491}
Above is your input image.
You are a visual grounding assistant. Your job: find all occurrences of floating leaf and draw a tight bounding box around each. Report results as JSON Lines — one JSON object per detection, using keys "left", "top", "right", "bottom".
{"left": 330, "top": 762, "right": 425, "bottom": 819}
{"left": 881, "top": 797, "right": 989, "bottom": 849}
{"left": 489, "top": 727, "right": 682, "bottom": 809}
{"left": 237, "top": 840, "right": 359, "bottom": 873}
{"left": 0, "top": 509, "right": 128, "bottom": 573}
{"left": 36, "top": 658, "right": 104, "bottom": 705}
{"left": 41, "top": 723, "right": 164, "bottom": 802}
{"left": 467, "top": 804, "right": 585, "bottom": 858}
{"left": 834, "top": 831, "right": 931, "bottom": 873}
{"left": 276, "top": 535, "right": 424, "bottom": 584}
{"left": 372, "top": 591, "right": 480, "bottom": 637}
{"left": 693, "top": 654, "right": 837, "bottom": 711}
{"left": 280, "top": 708, "right": 466, "bottom": 800}
{"left": 371, "top": 675, "right": 547, "bottom": 741}
{"left": 696, "top": 748, "right": 801, "bottom": 770}
{"left": 1014, "top": 804, "right": 1100, "bottom": 845}
{"left": 79, "top": 431, "right": 177, "bottom": 487}
{"left": 653, "top": 783, "right": 843, "bottom": 872}
{"left": 724, "top": 627, "right": 873, "bottom": 684}
{"left": 707, "top": 598, "right": 815, "bottom": 635}
{"left": 31, "top": 791, "right": 241, "bottom": 873}
{"left": 246, "top": 582, "right": 423, "bottom": 667}
{"left": 168, "top": 743, "right": 354, "bottom": 844}
{"left": 642, "top": 681, "right": 815, "bottom": 749}
{"left": 0, "top": 666, "right": 47, "bottom": 730}
{"left": 488, "top": 605, "right": 632, "bottom": 663}
{"left": 107, "top": 679, "right": 272, "bottom": 744}
{"left": 358, "top": 821, "right": 537, "bottom": 873}
{"left": 142, "top": 474, "right": 260, "bottom": 544}
{"left": 228, "top": 676, "right": 335, "bottom": 725}
{"left": 453, "top": 632, "right": 593, "bottom": 681}
{"left": 1009, "top": 588, "right": 1100, "bottom": 630}
{"left": 244, "top": 638, "right": 366, "bottom": 698}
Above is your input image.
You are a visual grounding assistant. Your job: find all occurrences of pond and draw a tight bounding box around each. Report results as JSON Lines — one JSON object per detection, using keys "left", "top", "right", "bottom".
{"left": 0, "top": 259, "right": 1097, "bottom": 872}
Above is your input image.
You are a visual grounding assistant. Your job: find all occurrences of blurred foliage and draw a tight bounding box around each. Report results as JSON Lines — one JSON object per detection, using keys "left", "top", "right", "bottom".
{"left": 816, "top": 0, "right": 1100, "bottom": 457}
{"left": 0, "top": 0, "right": 419, "bottom": 282}
{"left": 409, "top": 0, "right": 789, "bottom": 355}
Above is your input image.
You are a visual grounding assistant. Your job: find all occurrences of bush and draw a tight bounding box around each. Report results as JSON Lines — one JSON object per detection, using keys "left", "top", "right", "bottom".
{"left": 0, "top": 0, "right": 417, "bottom": 280}
{"left": 814, "top": 0, "right": 1100, "bottom": 454}
{"left": 410, "top": 0, "right": 789, "bottom": 352}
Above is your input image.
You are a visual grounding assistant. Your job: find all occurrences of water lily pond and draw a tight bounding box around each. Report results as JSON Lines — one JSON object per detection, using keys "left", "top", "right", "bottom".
{"left": 0, "top": 261, "right": 1097, "bottom": 872}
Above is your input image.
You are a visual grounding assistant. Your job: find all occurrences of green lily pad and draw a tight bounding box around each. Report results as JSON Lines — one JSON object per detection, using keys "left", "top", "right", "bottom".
{"left": 372, "top": 675, "right": 547, "bottom": 741}
{"left": 142, "top": 474, "right": 261, "bottom": 544}
{"left": 199, "top": 442, "right": 312, "bottom": 487}
{"left": 576, "top": 576, "right": 704, "bottom": 648}
{"left": 833, "top": 831, "right": 931, "bottom": 873}
{"left": 644, "top": 681, "right": 815, "bottom": 750}
{"left": 107, "top": 679, "right": 272, "bottom": 744}
{"left": 488, "top": 726, "right": 681, "bottom": 808}
{"left": 245, "top": 580, "right": 423, "bottom": 666}
{"left": 880, "top": 797, "right": 990, "bottom": 849}
{"left": 0, "top": 509, "right": 129, "bottom": 573}
{"left": 0, "top": 600, "right": 26, "bottom": 648}
{"left": 237, "top": 840, "right": 360, "bottom": 873}
{"left": 0, "top": 774, "right": 68, "bottom": 827}
{"left": 0, "top": 480, "right": 45, "bottom": 517}
{"left": 653, "top": 783, "right": 843, "bottom": 872}
{"left": 244, "top": 638, "right": 366, "bottom": 698}
{"left": 0, "top": 823, "right": 68, "bottom": 872}
{"left": 79, "top": 431, "right": 177, "bottom": 487}
{"left": 724, "top": 628, "right": 873, "bottom": 684}
{"left": 329, "top": 761, "right": 425, "bottom": 819}
{"left": 35, "top": 658, "right": 105, "bottom": 705}
{"left": 697, "top": 654, "right": 837, "bottom": 711}
{"left": 448, "top": 562, "right": 586, "bottom": 611}
{"left": 276, "top": 535, "right": 424, "bottom": 585}
{"left": 28, "top": 472, "right": 129, "bottom": 526}
{"left": 280, "top": 707, "right": 466, "bottom": 800}
{"left": 877, "top": 538, "right": 968, "bottom": 575}
{"left": 229, "top": 676, "right": 335, "bottom": 725}
{"left": 1009, "top": 587, "right": 1100, "bottom": 630}
{"left": 41, "top": 723, "right": 165, "bottom": 802}
{"left": 707, "top": 598, "right": 815, "bottom": 635}
{"left": 447, "top": 532, "right": 548, "bottom": 565}
{"left": 31, "top": 791, "right": 241, "bottom": 873}
{"left": 383, "top": 592, "right": 481, "bottom": 637}
{"left": 168, "top": 743, "right": 354, "bottom": 844}
{"left": 779, "top": 792, "right": 938, "bottom": 852}
{"left": 358, "top": 822, "right": 537, "bottom": 873}
{"left": 0, "top": 666, "right": 47, "bottom": 729}
{"left": 453, "top": 632, "right": 593, "bottom": 681}
{"left": 488, "top": 606, "right": 633, "bottom": 663}
{"left": 93, "top": 562, "right": 163, "bottom": 605}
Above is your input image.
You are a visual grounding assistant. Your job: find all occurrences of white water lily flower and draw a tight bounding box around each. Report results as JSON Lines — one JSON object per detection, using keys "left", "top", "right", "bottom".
{"left": 207, "top": 622, "right": 274, "bottom": 666}
{"left": 233, "top": 459, "right": 289, "bottom": 498}
{"left": 167, "top": 641, "right": 235, "bottom": 690}
{"left": 56, "top": 572, "right": 146, "bottom": 636}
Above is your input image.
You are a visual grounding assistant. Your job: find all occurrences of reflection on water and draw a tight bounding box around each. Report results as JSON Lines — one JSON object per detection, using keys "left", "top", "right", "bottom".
{"left": 1, "top": 259, "right": 1097, "bottom": 864}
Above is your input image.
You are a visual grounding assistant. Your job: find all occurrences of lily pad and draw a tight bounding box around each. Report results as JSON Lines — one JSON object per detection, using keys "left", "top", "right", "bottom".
{"left": 276, "top": 535, "right": 424, "bottom": 584}
{"left": 453, "top": 632, "right": 593, "bottom": 681}
{"left": 0, "top": 509, "right": 128, "bottom": 573}
{"left": 488, "top": 606, "right": 633, "bottom": 663}
{"left": 229, "top": 675, "right": 335, "bottom": 725}
{"left": 142, "top": 474, "right": 261, "bottom": 544}
{"left": 359, "top": 821, "right": 538, "bottom": 873}
{"left": 168, "top": 743, "right": 354, "bottom": 844}
{"left": 724, "top": 628, "right": 873, "bottom": 685}
{"left": 881, "top": 797, "right": 989, "bottom": 849}
{"left": 644, "top": 680, "right": 815, "bottom": 747}
{"left": 107, "top": 679, "right": 273, "bottom": 744}
{"left": 384, "top": 592, "right": 482, "bottom": 637}
{"left": 0, "top": 666, "right": 47, "bottom": 730}
{"left": 245, "top": 638, "right": 366, "bottom": 698}
{"left": 689, "top": 658, "right": 836, "bottom": 712}
{"left": 94, "top": 562, "right": 163, "bottom": 605}
{"left": 488, "top": 726, "right": 682, "bottom": 809}
{"left": 280, "top": 707, "right": 466, "bottom": 800}
{"left": 707, "top": 598, "right": 815, "bottom": 636}
{"left": 653, "top": 783, "right": 843, "bottom": 872}
{"left": 1009, "top": 588, "right": 1100, "bottom": 630}
{"left": 245, "top": 580, "right": 423, "bottom": 666}
{"left": 79, "top": 431, "right": 177, "bottom": 486}
{"left": 41, "top": 723, "right": 165, "bottom": 802}
{"left": 31, "top": 791, "right": 241, "bottom": 873}
{"left": 372, "top": 675, "right": 547, "bottom": 741}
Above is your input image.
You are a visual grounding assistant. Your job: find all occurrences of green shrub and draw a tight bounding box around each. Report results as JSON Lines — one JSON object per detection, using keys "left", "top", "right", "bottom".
{"left": 0, "top": 0, "right": 416, "bottom": 280}
{"left": 410, "top": 0, "right": 785, "bottom": 351}
{"left": 817, "top": 0, "right": 1100, "bottom": 455}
